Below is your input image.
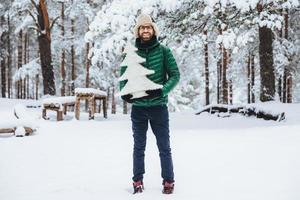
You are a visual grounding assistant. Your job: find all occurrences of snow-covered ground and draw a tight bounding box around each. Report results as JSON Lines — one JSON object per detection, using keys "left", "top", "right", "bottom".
{"left": 0, "top": 98, "right": 300, "bottom": 200}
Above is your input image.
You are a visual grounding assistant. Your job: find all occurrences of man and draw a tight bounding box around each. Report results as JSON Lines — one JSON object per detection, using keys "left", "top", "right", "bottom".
{"left": 119, "top": 13, "right": 180, "bottom": 194}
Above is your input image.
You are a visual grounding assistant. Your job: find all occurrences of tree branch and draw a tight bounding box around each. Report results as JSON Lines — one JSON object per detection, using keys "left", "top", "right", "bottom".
{"left": 228, "top": 10, "right": 241, "bottom": 21}
{"left": 30, "top": 0, "right": 39, "bottom": 11}
{"left": 26, "top": 9, "right": 41, "bottom": 31}
{"left": 190, "top": 16, "right": 210, "bottom": 34}
{"left": 50, "top": 16, "right": 60, "bottom": 31}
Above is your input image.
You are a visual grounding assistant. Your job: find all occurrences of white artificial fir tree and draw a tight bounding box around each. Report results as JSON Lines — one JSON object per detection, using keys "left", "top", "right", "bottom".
{"left": 118, "top": 43, "right": 163, "bottom": 99}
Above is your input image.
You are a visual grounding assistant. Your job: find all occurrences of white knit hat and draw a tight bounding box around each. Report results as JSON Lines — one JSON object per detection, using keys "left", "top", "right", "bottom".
{"left": 133, "top": 14, "right": 160, "bottom": 38}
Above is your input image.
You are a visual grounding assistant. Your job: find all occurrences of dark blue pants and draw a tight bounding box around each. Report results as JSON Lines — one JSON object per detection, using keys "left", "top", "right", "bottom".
{"left": 131, "top": 105, "right": 174, "bottom": 183}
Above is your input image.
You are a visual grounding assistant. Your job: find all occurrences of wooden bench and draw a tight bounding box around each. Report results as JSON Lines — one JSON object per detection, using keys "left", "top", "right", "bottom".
{"left": 0, "top": 126, "right": 34, "bottom": 136}
{"left": 75, "top": 88, "right": 107, "bottom": 120}
{"left": 42, "top": 96, "right": 76, "bottom": 121}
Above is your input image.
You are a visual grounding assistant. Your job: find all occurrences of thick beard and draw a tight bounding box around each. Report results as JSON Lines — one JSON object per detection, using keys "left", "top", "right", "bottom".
{"left": 139, "top": 33, "right": 154, "bottom": 42}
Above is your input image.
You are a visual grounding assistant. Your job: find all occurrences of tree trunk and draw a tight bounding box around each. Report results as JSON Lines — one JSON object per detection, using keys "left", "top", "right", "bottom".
{"left": 27, "top": 75, "right": 30, "bottom": 99}
{"left": 111, "top": 87, "right": 116, "bottom": 114}
{"left": 282, "top": 9, "right": 288, "bottom": 103}
{"left": 35, "top": 74, "right": 39, "bottom": 100}
{"left": 217, "top": 59, "right": 221, "bottom": 104}
{"left": 24, "top": 32, "right": 28, "bottom": 64}
{"left": 38, "top": 35, "right": 55, "bottom": 96}
{"left": 7, "top": 14, "right": 12, "bottom": 98}
{"left": 37, "top": 0, "right": 56, "bottom": 96}
{"left": 222, "top": 46, "right": 228, "bottom": 104}
{"left": 251, "top": 54, "right": 255, "bottom": 103}
{"left": 70, "top": 17, "right": 76, "bottom": 95}
{"left": 204, "top": 29, "right": 209, "bottom": 105}
{"left": 284, "top": 9, "right": 292, "bottom": 103}
{"left": 278, "top": 75, "right": 282, "bottom": 102}
{"left": 60, "top": 2, "right": 66, "bottom": 96}
{"left": 85, "top": 41, "right": 90, "bottom": 89}
{"left": 287, "top": 75, "right": 292, "bottom": 103}
{"left": 218, "top": 24, "right": 229, "bottom": 104}
{"left": 26, "top": 33, "right": 30, "bottom": 99}
{"left": 283, "top": 73, "right": 287, "bottom": 103}
{"left": 228, "top": 52, "right": 233, "bottom": 104}
{"left": 247, "top": 55, "right": 251, "bottom": 104}
{"left": 17, "top": 30, "right": 23, "bottom": 99}
{"left": 23, "top": 79, "right": 26, "bottom": 99}
{"left": 217, "top": 24, "right": 222, "bottom": 104}
{"left": 85, "top": 16, "right": 92, "bottom": 111}
{"left": 24, "top": 32, "right": 29, "bottom": 99}
{"left": 0, "top": 55, "right": 5, "bottom": 98}
{"left": 106, "top": 87, "right": 110, "bottom": 113}
{"left": 229, "top": 79, "right": 233, "bottom": 104}
{"left": 0, "top": 15, "right": 6, "bottom": 98}
{"left": 257, "top": 3, "right": 275, "bottom": 102}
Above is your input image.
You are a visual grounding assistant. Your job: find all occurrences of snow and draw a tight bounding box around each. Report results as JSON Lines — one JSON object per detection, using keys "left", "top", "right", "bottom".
{"left": 13, "top": 59, "right": 40, "bottom": 81}
{"left": 42, "top": 96, "right": 76, "bottom": 107}
{"left": 0, "top": 117, "right": 37, "bottom": 128}
{"left": 0, "top": 98, "right": 300, "bottom": 200}
{"left": 14, "top": 104, "right": 39, "bottom": 120}
{"left": 197, "top": 102, "right": 286, "bottom": 118}
{"left": 74, "top": 88, "right": 106, "bottom": 96}
{"left": 14, "top": 126, "right": 26, "bottom": 137}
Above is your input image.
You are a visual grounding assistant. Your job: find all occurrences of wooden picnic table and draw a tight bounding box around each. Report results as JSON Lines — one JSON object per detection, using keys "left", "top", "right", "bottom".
{"left": 74, "top": 88, "right": 107, "bottom": 120}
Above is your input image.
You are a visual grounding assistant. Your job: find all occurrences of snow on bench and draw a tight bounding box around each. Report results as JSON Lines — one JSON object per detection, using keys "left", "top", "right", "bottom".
{"left": 42, "top": 96, "right": 76, "bottom": 109}
{"left": 42, "top": 96, "right": 76, "bottom": 121}
{"left": 75, "top": 88, "right": 106, "bottom": 96}
{"left": 0, "top": 104, "right": 38, "bottom": 137}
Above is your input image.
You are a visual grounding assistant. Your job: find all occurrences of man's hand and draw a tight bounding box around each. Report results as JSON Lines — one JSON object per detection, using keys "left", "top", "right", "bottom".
{"left": 145, "top": 89, "right": 163, "bottom": 99}
{"left": 121, "top": 94, "right": 134, "bottom": 103}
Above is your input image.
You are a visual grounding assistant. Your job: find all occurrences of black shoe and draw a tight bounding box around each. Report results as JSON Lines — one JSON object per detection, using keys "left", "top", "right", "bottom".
{"left": 162, "top": 181, "right": 174, "bottom": 194}
{"left": 133, "top": 180, "right": 144, "bottom": 194}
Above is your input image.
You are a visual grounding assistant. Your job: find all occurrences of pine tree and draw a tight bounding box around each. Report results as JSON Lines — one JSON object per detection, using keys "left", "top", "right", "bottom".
{"left": 118, "top": 43, "right": 162, "bottom": 99}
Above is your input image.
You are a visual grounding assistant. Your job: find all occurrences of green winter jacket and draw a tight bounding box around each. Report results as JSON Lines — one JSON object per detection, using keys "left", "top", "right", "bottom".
{"left": 119, "top": 38, "right": 180, "bottom": 107}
